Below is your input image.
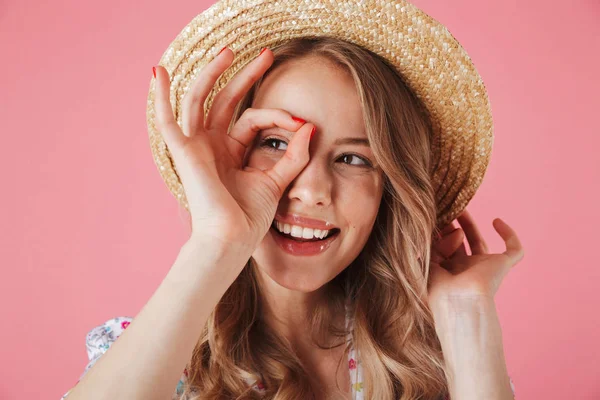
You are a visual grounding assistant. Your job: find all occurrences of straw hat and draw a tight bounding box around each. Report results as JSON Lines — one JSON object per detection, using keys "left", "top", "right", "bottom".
{"left": 145, "top": 0, "right": 494, "bottom": 229}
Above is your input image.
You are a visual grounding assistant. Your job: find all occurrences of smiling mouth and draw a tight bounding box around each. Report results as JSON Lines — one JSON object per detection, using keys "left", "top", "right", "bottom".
{"left": 272, "top": 227, "right": 341, "bottom": 242}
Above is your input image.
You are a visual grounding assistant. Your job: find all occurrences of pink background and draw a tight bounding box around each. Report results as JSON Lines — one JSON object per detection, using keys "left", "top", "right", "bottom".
{"left": 1, "top": 0, "right": 598, "bottom": 399}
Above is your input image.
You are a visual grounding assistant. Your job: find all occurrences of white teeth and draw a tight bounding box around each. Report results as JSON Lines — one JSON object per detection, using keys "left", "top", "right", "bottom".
{"left": 274, "top": 221, "right": 332, "bottom": 240}
{"left": 301, "top": 227, "right": 315, "bottom": 239}
{"left": 291, "top": 225, "right": 304, "bottom": 238}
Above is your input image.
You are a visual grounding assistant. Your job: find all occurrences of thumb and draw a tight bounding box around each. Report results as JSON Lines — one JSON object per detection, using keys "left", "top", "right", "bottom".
{"left": 264, "top": 123, "right": 315, "bottom": 197}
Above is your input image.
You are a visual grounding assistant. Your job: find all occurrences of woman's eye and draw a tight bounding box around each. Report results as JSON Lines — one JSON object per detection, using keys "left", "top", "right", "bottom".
{"left": 259, "top": 138, "right": 372, "bottom": 168}
{"left": 339, "top": 154, "right": 371, "bottom": 167}
{"left": 261, "top": 138, "right": 288, "bottom": 151}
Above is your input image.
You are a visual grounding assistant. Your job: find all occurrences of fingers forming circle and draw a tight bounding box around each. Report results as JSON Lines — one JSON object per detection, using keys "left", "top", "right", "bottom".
{"left": 226, "top": 108, "right": 306, "bottom": 164}
{"left": 263, "top": 123, "right": 314, "bottom": 200}
{"left": 205, "top": 48, "right": 274, "bottom": 132}
{"left": 181, "top": 48, "right": 235, "bottom": 138}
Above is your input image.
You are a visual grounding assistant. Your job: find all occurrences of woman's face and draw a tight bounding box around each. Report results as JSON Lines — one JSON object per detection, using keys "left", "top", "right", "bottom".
{"left": 246, "top": 56, "right": 384, "bottom": 292}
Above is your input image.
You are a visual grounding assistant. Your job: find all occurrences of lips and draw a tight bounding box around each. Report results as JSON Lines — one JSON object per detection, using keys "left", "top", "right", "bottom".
{"left": 274, "top": 213, "right": 338, "bottom": 231}
{"left": 270, "top": 225, "right": 341, "bottom": 256}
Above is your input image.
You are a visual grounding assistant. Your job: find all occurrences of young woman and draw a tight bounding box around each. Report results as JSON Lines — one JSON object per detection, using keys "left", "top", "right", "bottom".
{"left": 61, "top": 2, "right": 523, "bottom": 400}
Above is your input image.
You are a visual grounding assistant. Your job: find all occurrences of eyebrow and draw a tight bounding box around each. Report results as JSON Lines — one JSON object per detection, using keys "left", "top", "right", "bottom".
{"left": 333, "top": 137, "right": 370, "bottom": 147}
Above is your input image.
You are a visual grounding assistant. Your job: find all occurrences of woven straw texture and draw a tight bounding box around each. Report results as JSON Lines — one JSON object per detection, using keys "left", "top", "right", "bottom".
{"left": 146, "top": 0, "right": 493, "bottom": 229}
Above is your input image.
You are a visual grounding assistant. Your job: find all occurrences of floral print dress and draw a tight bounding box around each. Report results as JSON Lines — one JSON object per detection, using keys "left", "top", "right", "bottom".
{"left": 60, "top": 308, "right": 514, "bottom": 399}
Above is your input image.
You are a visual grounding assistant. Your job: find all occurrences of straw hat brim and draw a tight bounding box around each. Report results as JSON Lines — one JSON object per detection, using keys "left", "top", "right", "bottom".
{"left": 146, "top": 0, "right": 493, "bottom": 230}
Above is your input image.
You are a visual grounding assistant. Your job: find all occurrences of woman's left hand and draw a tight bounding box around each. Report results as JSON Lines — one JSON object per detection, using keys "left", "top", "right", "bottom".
{"left": 427, "top": 209, "right": 525, "bottom": 311}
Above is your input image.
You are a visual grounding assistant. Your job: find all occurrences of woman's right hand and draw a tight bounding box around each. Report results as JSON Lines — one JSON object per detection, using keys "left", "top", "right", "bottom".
{"left": 152, "top": 48, "right": 315, "bottom": 253}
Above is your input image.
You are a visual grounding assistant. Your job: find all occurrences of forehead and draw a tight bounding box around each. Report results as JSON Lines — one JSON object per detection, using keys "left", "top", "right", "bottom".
{"left": 251, "top": 56, "right": 366, "bottom": 138}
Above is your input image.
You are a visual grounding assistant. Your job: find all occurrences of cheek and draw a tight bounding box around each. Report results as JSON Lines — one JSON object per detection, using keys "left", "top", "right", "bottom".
{"left": 341, "top": 202, "right": 380, "bottom": 233}
{"left": 339, "top": 179, "right": 383, "bottom": 231}
{"left": 341, "top": 177, "right": 382, "bottom": 207}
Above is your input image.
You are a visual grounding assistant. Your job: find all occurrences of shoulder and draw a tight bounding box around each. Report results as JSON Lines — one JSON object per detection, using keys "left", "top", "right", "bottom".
{"left": 85, "top": 316, "right": 133, "bottom": 361}
{"left": 84, "top": 316, "right": 194, "bottom": 398}
{"left": 62, "top": 316, "right": 188, "bottom": 399}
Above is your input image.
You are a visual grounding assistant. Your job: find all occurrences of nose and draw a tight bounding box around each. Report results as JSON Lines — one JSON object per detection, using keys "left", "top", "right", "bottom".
{"left": 285, "top": 158, "right": 332, "bottom": 207}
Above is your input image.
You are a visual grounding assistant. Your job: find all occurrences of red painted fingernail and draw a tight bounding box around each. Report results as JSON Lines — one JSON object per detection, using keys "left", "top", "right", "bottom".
{"left": 260, "top": 47, "right": 268, "bottom": 56}
{"left": 218, "top": 46, "right": 227, "bottom": 55}
{"left": 291, "top": 116, "right": 306, "bottom": 124}
{"left": 310, "top": 126, "right": 316, "bottom": 140}
{"left": 152, "top": 66, "right": 156, "bottom": 78}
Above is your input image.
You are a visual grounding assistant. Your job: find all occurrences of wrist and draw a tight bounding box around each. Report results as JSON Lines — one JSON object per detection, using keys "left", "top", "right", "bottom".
{"left": 187, "top": 230, "right": 255, "bottom": 253}
{"left": 432, "top": 294, "right": 495, "bottom": 317}
{"left": 432, "top": 295, "right": 497, "bottom": 339}
{"left": 167, "top": 238, "right": 253, "bottom": 289}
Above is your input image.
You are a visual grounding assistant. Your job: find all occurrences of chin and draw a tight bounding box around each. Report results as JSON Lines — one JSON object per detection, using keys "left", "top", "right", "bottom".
{"left": 251, "top": 252, "right": 335, "bottom": 293}
{"left": 261, "top": 266, "right": 328, "bottom": 293}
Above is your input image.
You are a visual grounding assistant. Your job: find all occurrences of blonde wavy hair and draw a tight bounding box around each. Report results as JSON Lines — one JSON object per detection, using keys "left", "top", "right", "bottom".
{"left": 180, "top": 36, "right": 449, "bottom": 399}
